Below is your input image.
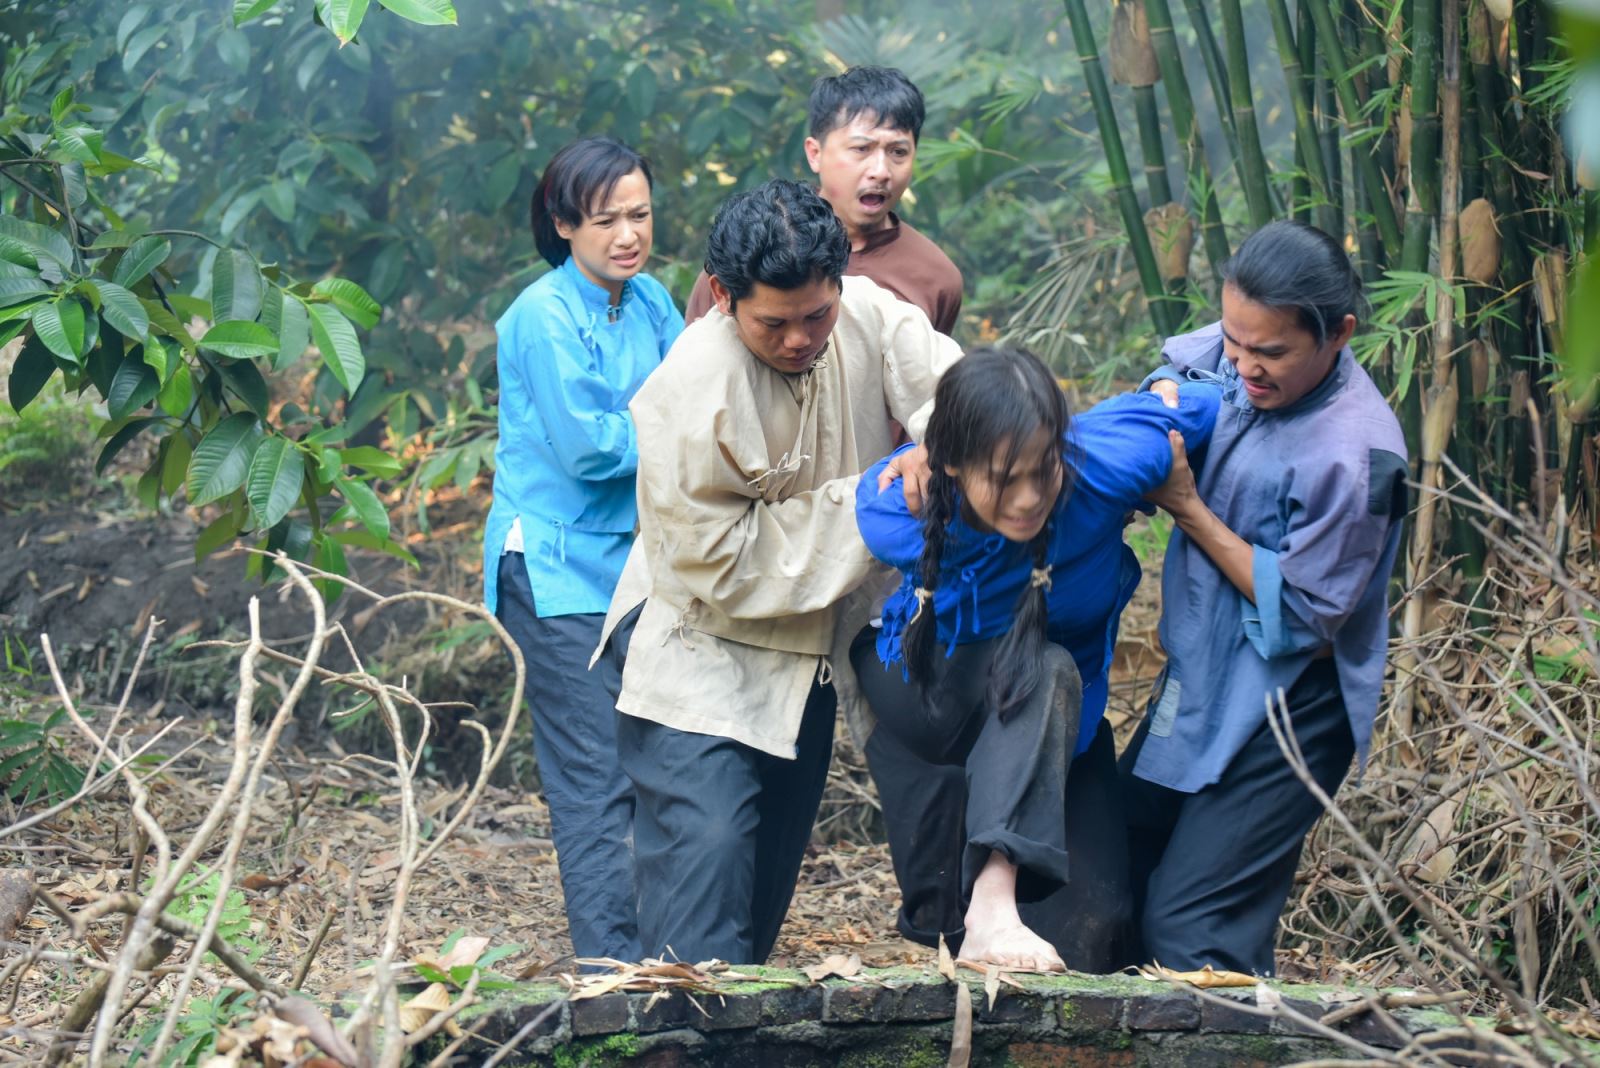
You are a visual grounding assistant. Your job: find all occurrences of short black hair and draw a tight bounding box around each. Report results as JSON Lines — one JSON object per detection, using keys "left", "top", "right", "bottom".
{"left": 1222, "top": 220, "right": 1364, "bottom": 346}
{"left": 704, "top": 179, "right": 849, "bottom": 310}
{"left": 807, "top": 65, "right": 925, "bottom": 145}
{"left": 529, "top": 136, "right": 652, "bottom": 269}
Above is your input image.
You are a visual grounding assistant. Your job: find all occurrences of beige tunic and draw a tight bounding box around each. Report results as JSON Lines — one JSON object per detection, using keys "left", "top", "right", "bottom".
{"left": 596, "top": 276, "right": 962, "bottom": 757}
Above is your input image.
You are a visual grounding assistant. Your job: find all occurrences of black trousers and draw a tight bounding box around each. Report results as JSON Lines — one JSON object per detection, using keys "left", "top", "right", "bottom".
{"left": 616, "top": 674, "right": 836, "bottom": 966}
{"left": 1121, "top": 658, "right": 1353, "bottom": 975}
{"left": 851, "top": 627, "right": 1133, "bottom": 972}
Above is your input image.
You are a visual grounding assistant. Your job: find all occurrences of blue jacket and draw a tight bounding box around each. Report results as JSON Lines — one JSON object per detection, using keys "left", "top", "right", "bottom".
{"left": 1133, "top": 324, "right": 1407, "bottom": 791}
{"left": 856, "top": 383, "right": 1221, "bottom": 753}
{"left": 483, "top": 257, "right": 683, "bottom": 617}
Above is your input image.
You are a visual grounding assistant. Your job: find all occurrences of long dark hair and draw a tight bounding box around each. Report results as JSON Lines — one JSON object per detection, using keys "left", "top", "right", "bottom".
{"left": 902, "top": 346, "right": 1075, "bottom": 720}
{"left": 1222, "top": 220, "right": 1364, "bottom": 346}
{"left": 529, "top": 136, "right": 653, "bottom": 269}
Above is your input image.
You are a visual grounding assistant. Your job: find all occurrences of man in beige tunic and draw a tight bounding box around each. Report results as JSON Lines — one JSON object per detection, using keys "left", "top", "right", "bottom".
{"left": 598, "top": 179, "right": 961, "bottom": 964}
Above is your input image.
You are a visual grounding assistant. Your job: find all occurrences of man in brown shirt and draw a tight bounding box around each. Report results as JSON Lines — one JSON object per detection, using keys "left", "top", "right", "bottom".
{"left": 685, "top": 66, "right": 964, "bottom": 334}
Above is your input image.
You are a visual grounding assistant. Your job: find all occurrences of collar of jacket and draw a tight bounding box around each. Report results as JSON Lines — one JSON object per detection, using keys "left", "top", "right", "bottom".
{"left": 560, "top": 255, "right": 635, "bottom": 314}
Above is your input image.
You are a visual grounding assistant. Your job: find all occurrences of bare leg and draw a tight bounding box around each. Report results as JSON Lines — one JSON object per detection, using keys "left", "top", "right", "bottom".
{"left": 960, "top": 851, "right": 1065, "bottom": 972}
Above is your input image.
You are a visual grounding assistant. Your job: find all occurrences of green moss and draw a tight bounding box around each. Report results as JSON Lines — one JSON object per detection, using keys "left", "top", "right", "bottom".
{"left": 837, "top": 1030, "right": 947, "bottom": 1068}
{"left": 457, "top": 982, "right": 566, "bottom": 1023}
{"left": 550, "top": 1032, "right": 640, "bottom": 1068}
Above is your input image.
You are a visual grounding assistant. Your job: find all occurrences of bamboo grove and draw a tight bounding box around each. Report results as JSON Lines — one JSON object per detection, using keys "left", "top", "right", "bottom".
{"left": 1059, "top": 0, "right": 1600, "bottom": 588}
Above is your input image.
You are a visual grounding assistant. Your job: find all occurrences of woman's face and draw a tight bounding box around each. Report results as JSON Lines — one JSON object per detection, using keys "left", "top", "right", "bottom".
{"left": 946, "top": 426, "right": 1063, "bottom": 542}
{"left": 1220, "top": 282, "right": 1355, "bottom": 410}
{"left": 555, "top": 168, "right": 653, "bottom": 298}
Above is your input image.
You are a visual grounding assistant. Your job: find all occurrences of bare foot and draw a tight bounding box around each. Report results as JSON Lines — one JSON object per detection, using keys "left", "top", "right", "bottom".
{"left": 959, "top": 918, "right": 1065, "bottom": 972}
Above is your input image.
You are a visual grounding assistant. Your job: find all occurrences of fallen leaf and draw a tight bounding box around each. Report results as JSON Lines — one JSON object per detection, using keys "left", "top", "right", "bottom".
{"left": 437, "top": 935, "right": 490, "bottom": 971}
{"left": 984, "top": 965, "right": 1000, "bottom": 1011}
{"left": 948, "top": 981, "right": 972, "bottom": 1068}
{"left": 274, "top": 995, "right": 360, "bottom": 1066}
{"left": 1139, "top": 963, "right": 1257, "bottom": 989}
{"left": 803, "top": 953, "right": 862, "bottom": 981}
{"left": 398, "top": 982, "right": 453, "bottom": 1033}
{"left": 937, "top": 934, "right": 956, "bottom": 982}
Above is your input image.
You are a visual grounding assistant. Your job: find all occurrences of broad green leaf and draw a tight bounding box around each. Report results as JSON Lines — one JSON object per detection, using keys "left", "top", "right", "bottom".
{"left": 96, "top": 417, "right": 163, "bottom": 475}
{"left": 275, "top": 291, "right": 310, "bottom": 371}
{"left": 378, "top": 0, "right": 456, "bottom": 24}
{"left": 308, "top": 302, "right": 364, "bottom": 393}
{"left": 107, "top": 353, "right": 160, "bottom": 419}
{"left": 51, "top": 123, "right": 102, "bottom": 165}
{"left": 0, "top": 278, "right": 51, "bottom": 307}
{"left": 187, "top": 413, "right": 261, "bottom": 505}
{"left": 325, "top": 0, "right": 371, "bottom": 43}
{"left": 90, "top": 229, "right": 145, "bottom": 250}
{"left": 0, "top": 216, "right": 74, "bottom": 271}
{"left": 123, "top": 24, "right": 166, "bottom": 73}
{"left": 233, "top": 0, "right": 278, "bottom": 23}
{"left": 31, "top": 300, "right": 86, "bottom": 363}
{"left": 247, "top": 438, "right": 306, "bottom": 529}
{"left": 626, "top": 63, "right": 658, "bottom": 118}
{"left": 93, "top": 281, "right": 150, "bottom": 340}
{"left": 117, "top": 5, "right": 152, "bottom": 50}
{"left": 159, "top": 432, "right": 191, "bottom": 496}
{"left": 339, "top": 445, "right": 403, "bottom": 476}
{"left": 142, "top": 337, "right": 170, "bottom": 381}
{"left": 220, "top": 359, "right": 270, "bottom": 416}
{"left": 312, "top": 277, "right": 380, "bottom": 329}
{"left": 158, "top": 361, "right": 194, "bottom": 417}
{"left": 7, "top": 336, "right": 55, "bottom": 413}
{"left": 200, "top": 321, "right": 278, "bottom": 358}
{"left": 262, "top": 179, "right": 296, "bottom": 222}
{"left": 326, "top": 142, "right": 375, "bottom": 183}
{"left": 112, "top": 236, "right": 171, "bottom": 287}
{"left": 220, "top": 191, "right": 261, "bottom": 237}
{"left": 337, "top": 477, "right": 390, "bottom": 539}
{"left": 194, "top": 509, "right": 243, "bottom": 562}
{"left": 216, "top": 28, "right": 250, "bottom": 73}
{"left": 212, "top": 249, "right": 263, "bottom": 323}
{"left": 50, "top": 87, "right": 75, "bottom": 123}
{"left": 143, "top": 299, "right": 198, "bottom": 353}
{"left": 484, "top": 153, "right": 521, "bottom": 210}
{"left": 313, "top": 533, "right": 348, "bottom": 602}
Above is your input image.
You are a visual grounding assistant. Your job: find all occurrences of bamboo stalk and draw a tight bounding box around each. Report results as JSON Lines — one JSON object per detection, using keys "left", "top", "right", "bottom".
{"left": 1268, "top": 0, "right": 1333, "bottom": 226}
{"left": 1143, "top": 0, "right": 1231, "bottom": 277}
{"left": 1179, "top": 0, "right": 1242, "bottom": 162}
{"left": 1131, "top": 85, "right": 1174, "bottom": 206}
{"left": 1060, "top": 0, "right": 1178, "bottom": 337}
{"left": 1400, "top": 0, "right": 1442, "bottom": 274}
{"left": 1312, "top": 19, "right": 1346, "bottom": 240}
{"left": 1305, "top": 0, "right": 1404, "bottom": 255}
{"left": 1217, "top": 0, "right": 1276, "bottom": 228}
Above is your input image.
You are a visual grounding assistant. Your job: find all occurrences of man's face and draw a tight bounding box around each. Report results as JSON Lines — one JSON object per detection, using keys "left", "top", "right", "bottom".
{"left": 804, "top": 111, "right": 915, "bottom": 246}
{"left": 1220, "top": 282, "right": 1354, "bottom": 410}
{"left": 710, "top": 275, "right": 842, "bottom": 375}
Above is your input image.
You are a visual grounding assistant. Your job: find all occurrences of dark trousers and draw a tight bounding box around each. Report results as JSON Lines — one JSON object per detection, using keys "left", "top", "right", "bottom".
{"left": 495, "top": 553, "right": 639, "bottom": 962}
{"left": 1121, "top": 659, "right": 1352, "bottom": 975}
{"left": 851, "top": 628, "right": 1133, "bottom": 972}
{"left": 616, "top": 675, "right": 836, "bottom": 965}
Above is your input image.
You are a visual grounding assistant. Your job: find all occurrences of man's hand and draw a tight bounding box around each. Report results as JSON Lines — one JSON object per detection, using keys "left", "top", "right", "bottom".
{"left": 1149, "top": 378, "right": 1180, "bottom": 408}
{"left": 877, "top": 442, "right": 933, "bottom": 515}
{"left": 1143, "top": 429, "right": 1199, "bottom": 519}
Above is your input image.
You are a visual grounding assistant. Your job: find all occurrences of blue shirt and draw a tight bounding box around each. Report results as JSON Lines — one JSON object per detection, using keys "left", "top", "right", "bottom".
{"left": 855, "top": 383, "right": 1221, "bottom": 754}
{"left": 1133, "top": 323, "right": 1408, "bottom": 792}
{"left": 483, "top": 257, "right": 683, "bottom": 617}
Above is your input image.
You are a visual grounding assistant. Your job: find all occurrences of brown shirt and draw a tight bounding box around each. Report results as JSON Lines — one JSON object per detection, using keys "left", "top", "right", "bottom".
{"left": 684, "top": 213, "right": 964, "bottom": 334}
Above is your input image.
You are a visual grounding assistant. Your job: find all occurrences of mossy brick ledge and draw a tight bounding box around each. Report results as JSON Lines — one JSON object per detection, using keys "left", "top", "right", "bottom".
{"left": 450, "top": 966, "right": 1570, "bottom": 1067}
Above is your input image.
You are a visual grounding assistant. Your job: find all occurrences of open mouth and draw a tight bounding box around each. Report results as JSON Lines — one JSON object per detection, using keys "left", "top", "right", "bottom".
{"left": 858, "top": 191, "right": 889, "bottom": 211}
{"left": 612, "top": 252, "right": 641, "bottom": 267}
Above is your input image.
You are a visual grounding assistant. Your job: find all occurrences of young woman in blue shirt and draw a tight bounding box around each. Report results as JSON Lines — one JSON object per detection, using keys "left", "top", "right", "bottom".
{"left": 853, "top": 346, "right": 1218, "bottom": 971}
{"left": 482, "top": 136, "right": 683, "bottom": 962}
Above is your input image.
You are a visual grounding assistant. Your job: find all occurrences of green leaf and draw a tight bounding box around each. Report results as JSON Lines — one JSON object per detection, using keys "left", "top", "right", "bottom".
{"left": 187, "top": 413, "right": 261, "bottom": 505}
{"left": 51, "top": 123, "right": 102, "bottom": 165}
{"left": 216, "top": 28, "right": 250, "bottom": 73}
{"left": 312, "top": 278, "right": 380, "bottom": 330}
{"left": 107, "top": 353, "right": 160, "bottom": 419}
{"left": 337, "top": 477, "right": 390, "bottom": 539}
{"left": 221, "top": 191, "right": 261, "bottom": 237}
{"left": 325, "top": 142, "right": 376, "bottom": 183}
{"left": 626, "top": 63, "right": 658, "bottom": 117}
{"left": 0, "top": 278, "right": 51, "bottom": 307}
{"left": 31, "top": 300, "right": 86, "bottom": 363}
{"left": 93, "top": 281, "right": 149, "bottom": 340}
{"left": 112, "top": 236, "right": 171, "bottom": 288}
{"left": 96, "top": 417, "right": 163, "bottom": 475}
{"left": 330, "top": 528, "right": 419, "bottom": 567}
{"left": 325, "top": 0, "right": 371, "bottom": 42}
{"left": 212, "top": 250, "right": 263, "bottom": 323}
{"left": 141, "top": 337, "right": 170, "bottom": 381}
{"left": 194, "top": 509, "right": 243, "bottom": 562}
{"left": 338, "top": 445, "right": 403, "bottom": 476}
{"left": 7, "top": 336, "right": 55, "bottom": 413}
{"left": 247, "top": 438, "right": 306, "bottom": 529}
{"left": 307, "top": 302, "right": 364, "bottom": 394}
{"left": 484, "top": 153, "right": 521, "bottom": 211}
{"left": 275, "top": 292, "right": 309, "bottom": 371}
{"left": 220, "top": 359, "right": 270, "bottom": 416}
{"left": 378, "top": 0, "right": 456, "bottom": 24}
{"left": 233, "top": 0, "right": 278, "bottom": 23}
{"left": 158, "top": 361, "right": 193, "bottom": 417}
{"left": 0, "top": 216, "right": 74, "bottom": 271}
{"left": 262, "top": 179, "right": 297, "bottom": 222}
{"left": 117, "top": 6, "right": 151, "bottom": 50}
{"left": 123, "top": 24, "right": 167, "bottom": 73}
{"left": 50, "top": 86, "right": 75, "bottom": 123}
{"left": 200, "top": 321, "right": 278, "bottom": 358}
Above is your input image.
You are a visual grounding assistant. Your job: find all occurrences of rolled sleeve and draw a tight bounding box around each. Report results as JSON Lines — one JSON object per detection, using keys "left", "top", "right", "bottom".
{"left": 1241, "top": 545, "right": 1323, "bottom": 658}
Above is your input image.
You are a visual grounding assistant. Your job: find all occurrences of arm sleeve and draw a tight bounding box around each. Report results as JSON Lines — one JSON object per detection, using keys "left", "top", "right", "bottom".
{"left": 1080, "top": 383, "right": 1222, "bottom": 498}
{"left": 1241, "top": 448, "right": 1404, "bottom": 657}
{"left": 657, "top": 297, "right": 686, "bottom": 357}
{"left": 634, "top": 387, "right": 876, "bottom": 621}
{"left": 878, "top": 296, "right": 965, "bottom": 441}
{"left": 1140, "top": 322, "right": 1227, "bottom": 390}
{"left": 684, "top": 271, "right": 715, "bottom": 325}
{"left": 508, "top": 308, "right": 639, "bottom": 481}
{"left": 854, "top": 449, "right": 927, "bottom": 571}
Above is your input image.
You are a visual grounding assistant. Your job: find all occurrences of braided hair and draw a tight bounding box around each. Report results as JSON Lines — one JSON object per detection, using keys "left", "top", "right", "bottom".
{"left": 901, "top": 346, "right": 1075, "bottom": 721}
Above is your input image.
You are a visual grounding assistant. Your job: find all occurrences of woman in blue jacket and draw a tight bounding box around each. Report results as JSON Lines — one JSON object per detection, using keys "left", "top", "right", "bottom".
{"left": 853, "top": 346, "right": 1218, "bottom": 971}
{"left": 483, "top": 136, "right": 683, "bottom": 962}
